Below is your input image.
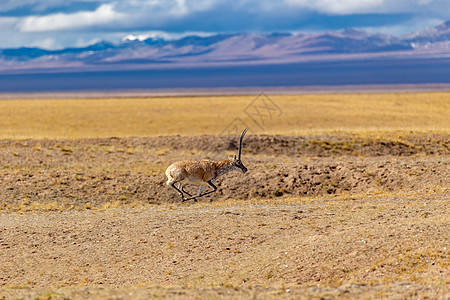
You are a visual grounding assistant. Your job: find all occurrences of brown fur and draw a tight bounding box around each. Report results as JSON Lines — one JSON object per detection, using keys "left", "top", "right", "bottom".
{"left": 165, "top": 159, "right": 234, "bottom": 185}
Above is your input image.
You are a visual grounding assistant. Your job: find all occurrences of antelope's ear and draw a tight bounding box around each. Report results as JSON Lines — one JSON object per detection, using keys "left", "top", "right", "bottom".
{"left": 233, "top": 155, "right": 237, "bottom": 160}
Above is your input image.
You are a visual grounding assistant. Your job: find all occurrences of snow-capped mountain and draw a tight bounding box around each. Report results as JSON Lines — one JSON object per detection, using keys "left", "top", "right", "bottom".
{"left": 1, "top": 21, "right": 449, "bottom": 73}
{"left": 405, "top": 20, "right": 450, "bottom": 43}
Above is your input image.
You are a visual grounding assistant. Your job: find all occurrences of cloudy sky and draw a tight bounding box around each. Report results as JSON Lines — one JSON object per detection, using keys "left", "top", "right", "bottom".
{"left": 0, "top": 0, "right": 449, "bottom": 49}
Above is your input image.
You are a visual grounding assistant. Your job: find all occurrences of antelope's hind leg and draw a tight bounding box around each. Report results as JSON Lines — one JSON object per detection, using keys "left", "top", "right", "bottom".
{"left": 170, "top": 182, "right": 186, "bottom": 200}
{"left": 180, "top": 184, "right": 192, "bottom": 197}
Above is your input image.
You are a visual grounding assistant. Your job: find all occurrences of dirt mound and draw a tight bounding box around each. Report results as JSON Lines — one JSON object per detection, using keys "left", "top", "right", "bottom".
{"left": 220, "top": 157, "right": 449, "bottom": 200}
{"left": 0, "top": 134, "right": 448, "bottom": 208}
{"left": 144, "top": 133, "right": 449, "bottom": 157}
{"left": 2, "top": 157, "right": 447, "bottom": 208}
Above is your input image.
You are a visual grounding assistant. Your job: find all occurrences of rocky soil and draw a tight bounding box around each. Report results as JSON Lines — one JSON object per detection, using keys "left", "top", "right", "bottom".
{"left": 0, "top": 134, "right": 449, "bottom": 299}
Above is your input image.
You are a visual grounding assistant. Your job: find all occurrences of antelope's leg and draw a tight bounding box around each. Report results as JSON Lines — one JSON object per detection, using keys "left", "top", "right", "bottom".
{"left": 185, "top": 181, "right": 217, "bottom": 200}
{"left": 170, "top": 182, "right": 186, "bottom": 199}
{"left": 181, "top": 184, "right": 192, "bottom": 197}
{"left": 195, "top": 185, "right": 205, "bottom": 196}
{"left": 183, "top": 185, "right": 206, "bottom": 201}
{"left": 200, "top": 180, "right": 217, "bottom": 197}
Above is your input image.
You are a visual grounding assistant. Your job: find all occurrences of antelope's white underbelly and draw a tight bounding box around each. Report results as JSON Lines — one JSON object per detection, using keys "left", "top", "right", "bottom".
{"left": 183, "top": 175, "right": 209, "bottom": 185}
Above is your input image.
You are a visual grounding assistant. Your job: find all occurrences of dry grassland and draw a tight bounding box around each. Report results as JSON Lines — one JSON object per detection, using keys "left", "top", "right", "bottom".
{"left": 0, "top": 92, "right": 449, "bottom": 299}
{"left": 0, "top": 92, "right": 448, "bottom": 139}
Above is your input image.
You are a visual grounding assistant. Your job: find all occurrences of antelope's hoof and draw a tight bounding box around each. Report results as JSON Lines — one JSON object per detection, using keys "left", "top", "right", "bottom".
{"left": 182, "top": 196, "right": 197, "bottom": 202}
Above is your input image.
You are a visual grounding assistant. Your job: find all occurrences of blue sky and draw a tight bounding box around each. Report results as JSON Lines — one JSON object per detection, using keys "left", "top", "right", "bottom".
{"left": 0, "top": 0, "right": 449, "bottom": 49}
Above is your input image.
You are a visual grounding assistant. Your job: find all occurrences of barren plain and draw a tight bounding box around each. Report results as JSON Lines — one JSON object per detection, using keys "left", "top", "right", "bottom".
{"left": 0, "top": 93, "right": 449, "bottom": 299}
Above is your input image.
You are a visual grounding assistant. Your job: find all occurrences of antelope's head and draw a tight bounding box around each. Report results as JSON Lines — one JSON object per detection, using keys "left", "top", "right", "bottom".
{"left": 232, "top": 128, "right": 248, "bottom": 173}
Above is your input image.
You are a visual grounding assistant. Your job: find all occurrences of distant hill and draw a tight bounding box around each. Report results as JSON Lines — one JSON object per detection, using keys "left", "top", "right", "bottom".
{"left": 1, "top": 22, "right": 450, "bottom": 92}
{"left": 1, "top": 21, "right": 450, "bottom": 73}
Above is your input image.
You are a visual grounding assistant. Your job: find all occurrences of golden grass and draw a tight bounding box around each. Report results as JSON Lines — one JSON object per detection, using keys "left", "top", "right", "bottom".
{"left": 0, "top": 92, "right": 448, "bottom": 139}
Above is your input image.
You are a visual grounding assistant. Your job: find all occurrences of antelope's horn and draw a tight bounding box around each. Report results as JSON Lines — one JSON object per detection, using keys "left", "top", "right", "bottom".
{"left": 238, "top": 128, "right": 248, "bottom": 160}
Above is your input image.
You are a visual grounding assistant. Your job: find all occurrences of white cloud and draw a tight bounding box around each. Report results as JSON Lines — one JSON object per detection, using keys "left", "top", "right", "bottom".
{"left": 30, "top": 37, "right": 62, "bottom": 49}
{"left": 285, "top": 0, "right": 386, "bottom": 15}
{"left": 284, "top": 0, "right": 450, "bottom": 15}
{"left": 0, "top": 0, "right": 110, "bottom": 13}
{"left": 172, "top": 0, "right": 189, "bottom": 16}
{"left": 1, "top": 0, "right": 450, "bottom": 49}
{"left": 17, "top": 3, "right": 125, "bottom": 32}
{"left": 362, "top": 17, "right": 445, "bottom": 35}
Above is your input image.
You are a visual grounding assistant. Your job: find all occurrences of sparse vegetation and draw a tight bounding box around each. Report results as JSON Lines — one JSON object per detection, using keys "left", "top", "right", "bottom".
{"left": 0, "top": 92, "right": 448, "bottom": 299}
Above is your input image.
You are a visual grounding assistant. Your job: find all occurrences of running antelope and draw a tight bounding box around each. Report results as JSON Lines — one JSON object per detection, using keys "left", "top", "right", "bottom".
{"left": 165, "top": 129, "right": 248, "bottom": 201}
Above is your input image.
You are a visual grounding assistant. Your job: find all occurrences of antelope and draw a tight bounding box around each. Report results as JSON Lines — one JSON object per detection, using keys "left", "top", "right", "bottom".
{"left": 165, "top": 129, "right": 248, "bottom": 201}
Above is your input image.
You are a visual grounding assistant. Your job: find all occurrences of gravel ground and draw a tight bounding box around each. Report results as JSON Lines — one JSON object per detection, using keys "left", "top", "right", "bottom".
{"left": 0, "top": 134, "right": 449, "bottom": 299}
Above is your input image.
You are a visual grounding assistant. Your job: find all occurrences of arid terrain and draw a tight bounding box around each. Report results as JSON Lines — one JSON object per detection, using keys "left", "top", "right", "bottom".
{"left": 0, "top": 93, "right": 449, "bottom": 299}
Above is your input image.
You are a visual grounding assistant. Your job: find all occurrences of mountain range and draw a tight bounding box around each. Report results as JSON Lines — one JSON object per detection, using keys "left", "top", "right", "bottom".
{"left": 2, "top": 21, "right": 450, "bottom": 74}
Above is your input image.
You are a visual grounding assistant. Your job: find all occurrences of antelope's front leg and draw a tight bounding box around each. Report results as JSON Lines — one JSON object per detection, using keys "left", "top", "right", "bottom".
{"left": 184, "top": 181, "right": 218, "bottom": 201}
{"left": 201, "top": 180, "right": 217, "bottom": 197}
